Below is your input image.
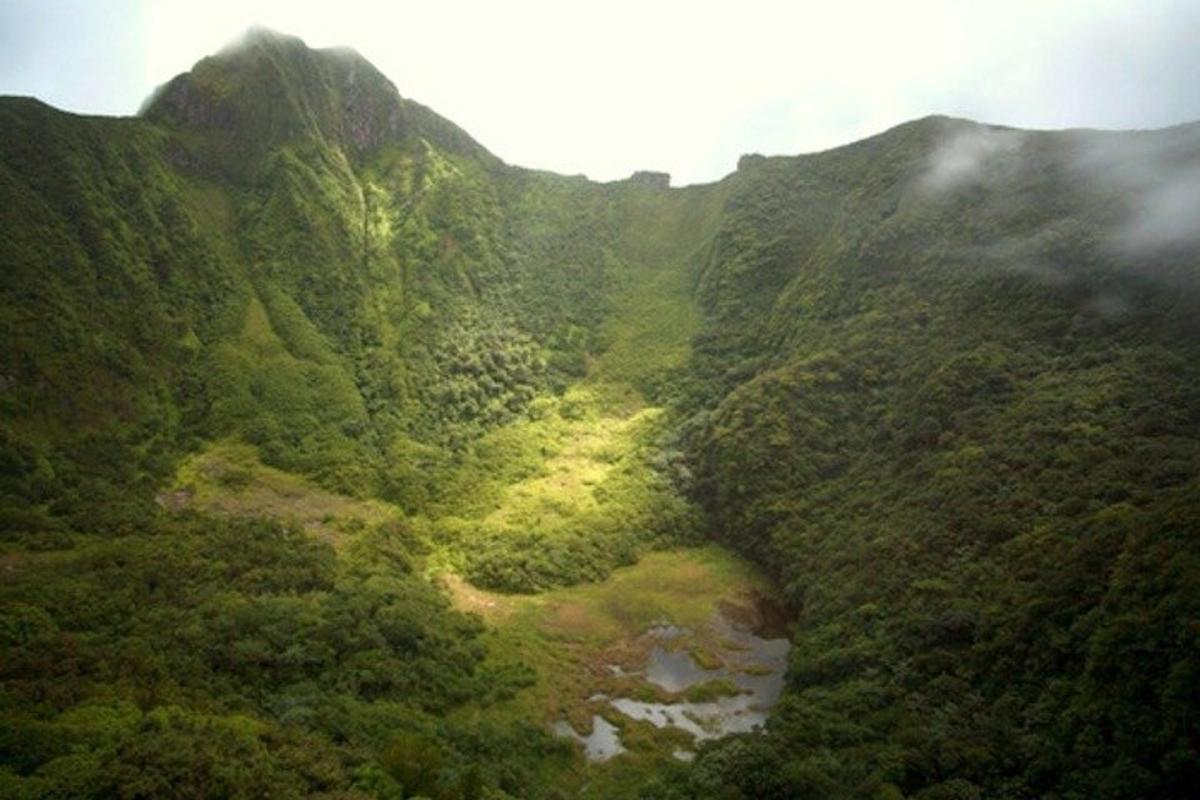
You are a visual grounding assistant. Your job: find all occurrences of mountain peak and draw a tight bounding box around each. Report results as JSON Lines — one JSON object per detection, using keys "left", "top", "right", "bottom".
{"left": 219, "top": 25, "right": 307, "bottom": 54}
{"left": 142, "top": 28, "right": 490, "bottom": 175}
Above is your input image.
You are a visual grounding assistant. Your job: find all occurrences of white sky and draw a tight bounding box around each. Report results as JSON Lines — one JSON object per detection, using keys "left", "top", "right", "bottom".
{"left": 2, "top": 0, "right": 1198, "bottom": 185}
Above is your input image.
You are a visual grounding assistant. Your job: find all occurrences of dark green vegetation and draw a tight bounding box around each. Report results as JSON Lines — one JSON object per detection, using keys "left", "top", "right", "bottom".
{"left": 2, "top": 28, "right": 1198, "bottom": 799}
{"left": 1, "top": 516, "right": 560, "bottom": 798}
{"left": 666, "top": 124, "right": 1200, "bottom": 800}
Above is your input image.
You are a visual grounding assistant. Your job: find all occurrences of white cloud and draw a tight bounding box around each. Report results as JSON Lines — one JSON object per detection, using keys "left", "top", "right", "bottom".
{"left": 1121, "top": 164, "right": 1200, "bottom": 251}
{"left": 1072, "top": 130, "right": 1200, "bottom": 253}
{"left": 920, "top": 126, "right": 1027, "bottom": 193}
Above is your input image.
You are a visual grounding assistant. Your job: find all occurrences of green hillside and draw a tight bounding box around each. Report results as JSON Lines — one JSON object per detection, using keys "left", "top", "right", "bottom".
{"left": 667, "top": 119, "right": 1200, "bottom": 799}
{"left": 2, "top": 30, "right": 1198, "bottom": 800}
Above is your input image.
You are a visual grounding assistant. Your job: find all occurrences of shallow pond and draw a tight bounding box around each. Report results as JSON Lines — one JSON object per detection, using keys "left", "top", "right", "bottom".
{"left": 621, "top": 612, "right": 790, "bottom": 740}
{"left": 552, "top": 715, "right": 626, "bottom": 762}
{"left": 552, "top": 600, "right": 791, "bottom": 761}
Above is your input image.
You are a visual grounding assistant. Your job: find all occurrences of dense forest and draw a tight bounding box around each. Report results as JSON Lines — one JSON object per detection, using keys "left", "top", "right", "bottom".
{"left": 2, "top": 29, "right": 1197, "bottom": 799}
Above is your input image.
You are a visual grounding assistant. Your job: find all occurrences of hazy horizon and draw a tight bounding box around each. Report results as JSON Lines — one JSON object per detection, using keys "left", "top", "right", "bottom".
{"left": 3, "top": 0, "right": 1198, "bottom": 185}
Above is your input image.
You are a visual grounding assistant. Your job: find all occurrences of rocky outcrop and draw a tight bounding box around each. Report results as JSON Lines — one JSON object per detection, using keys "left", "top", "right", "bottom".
{"left": 629, "top": 170, "right": 670, "bottom": 189}
{"left": 141, "top": 28, "right": 493, "bottom": 175}
{"left": 736, "top": 153, "right": 766, "bottom": 171}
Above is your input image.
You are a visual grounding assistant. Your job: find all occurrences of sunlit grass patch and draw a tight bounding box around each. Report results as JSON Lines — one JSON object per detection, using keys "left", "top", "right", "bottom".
{"left": 168, "top": 439, "right": 398, "bottom": 545}
{"left": 431, "top": 381, "right": 701, "bottom": 591}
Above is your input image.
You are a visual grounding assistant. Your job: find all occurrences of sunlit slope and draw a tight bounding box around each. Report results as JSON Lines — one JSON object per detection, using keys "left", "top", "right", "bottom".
{"left": 0, "top": 31, "right": 724, "bottom": 536}
{"left": 596, "top": 179, "right": 735, "bottom": 397}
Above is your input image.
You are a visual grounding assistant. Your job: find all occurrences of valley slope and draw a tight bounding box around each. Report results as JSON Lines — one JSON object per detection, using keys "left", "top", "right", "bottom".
{"left": 2, "top": 29, "right": 1198, "bottom": 800}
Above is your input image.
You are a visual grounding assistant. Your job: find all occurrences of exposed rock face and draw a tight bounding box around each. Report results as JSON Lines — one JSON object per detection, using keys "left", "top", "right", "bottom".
{"left": 629, "top": 170, "right": 671, "bottom": 189}
{"left": 145, "top": 75, "right": 235, "bottom": 131}
{"left": 736, "top": 153, "right": 766, "bottom": 171}
{"left": 339, "top": 59, "right": 406, "bottom": 152}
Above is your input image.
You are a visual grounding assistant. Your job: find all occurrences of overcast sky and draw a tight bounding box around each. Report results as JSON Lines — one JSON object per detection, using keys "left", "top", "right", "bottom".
{"left": 2, "top": 0, "right": 1198, "bottom": 184}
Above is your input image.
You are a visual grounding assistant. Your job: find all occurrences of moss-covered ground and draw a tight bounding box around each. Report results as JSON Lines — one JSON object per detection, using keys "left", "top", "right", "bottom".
{"left": 443, "top": 546, "right": 777, "bottom": 795}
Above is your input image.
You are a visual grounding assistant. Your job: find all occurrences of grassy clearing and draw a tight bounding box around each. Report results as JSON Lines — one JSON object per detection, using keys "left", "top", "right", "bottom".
{"left": 166, "top": 440, "right": 398, "bottom": 546}
{"left": 443, "top": 545, "right": 776, "bottom": 785}
{"left": 431, "top": 382, "right": 650, "bottom": 518}
{"left": 423, "top": 380, "right": 700, "bottom": 591}
{"left": 479, "top": 392, "right": 656, "bottom": 531}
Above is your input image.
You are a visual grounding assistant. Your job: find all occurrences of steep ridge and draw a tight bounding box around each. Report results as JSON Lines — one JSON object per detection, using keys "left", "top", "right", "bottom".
{"left": 667, "top": 117, "right": 1200, "bottom": 799}
{"left": 1, "top": 30, "right": 1198, "bottom": 800}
